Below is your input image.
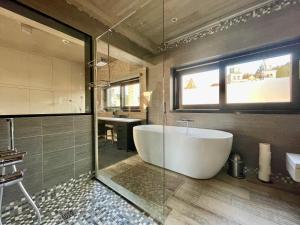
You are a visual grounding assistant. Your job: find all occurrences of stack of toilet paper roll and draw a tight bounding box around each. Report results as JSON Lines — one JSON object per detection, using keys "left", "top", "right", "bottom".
{"left": 258, "top": 143, "right": 272, "bottom": 182}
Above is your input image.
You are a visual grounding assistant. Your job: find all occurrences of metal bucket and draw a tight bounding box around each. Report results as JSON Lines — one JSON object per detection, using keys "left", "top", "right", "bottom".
{"left": 227, "top": 152, "right": 245, "bottom": 179}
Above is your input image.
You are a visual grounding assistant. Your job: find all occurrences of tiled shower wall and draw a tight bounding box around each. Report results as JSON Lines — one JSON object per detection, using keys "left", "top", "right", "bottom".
{"left": 0, "top": 115, "right": 93, "bottom": 205}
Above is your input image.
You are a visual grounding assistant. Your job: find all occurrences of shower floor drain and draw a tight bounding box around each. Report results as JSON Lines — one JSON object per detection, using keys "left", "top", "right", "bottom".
{"left": 59, "top": 209, "right": 76, "bottom": 221}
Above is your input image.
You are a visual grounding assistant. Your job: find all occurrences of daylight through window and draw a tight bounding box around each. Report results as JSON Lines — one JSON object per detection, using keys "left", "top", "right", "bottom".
{"left": 105, "top": 80, "right": 140, "bottom": 110}
{"left": 172, "top": 41, "right": 300, "bottom": 113}
{"left": 181, "top": 69, "right": 219, "bottom": 105}
{"left": 226, "top": 54, "right": 291, "bottom": 104}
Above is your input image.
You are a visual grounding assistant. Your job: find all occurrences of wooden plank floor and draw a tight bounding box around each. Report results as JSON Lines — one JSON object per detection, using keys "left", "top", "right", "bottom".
{"left": 99, "top": 155, "right": 300, "bottom": 225}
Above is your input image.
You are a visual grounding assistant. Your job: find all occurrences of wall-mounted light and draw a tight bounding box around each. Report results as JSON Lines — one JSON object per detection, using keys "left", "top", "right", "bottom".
{"left": 171, "top": 17, "right": 178, "bottom": 23}
{"left": 143, "top": 91, "right": 152, "bottom": 102}
{"left": 142, "top": 91, "right": 152, "bottom": 110}
{"left": 20, "top": 23, "right": 32, "bottom": 35}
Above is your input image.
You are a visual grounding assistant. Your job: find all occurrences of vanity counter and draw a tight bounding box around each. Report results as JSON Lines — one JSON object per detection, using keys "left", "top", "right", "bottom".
{"left": 98, "top": 117, "right": 143, "bottom": 123}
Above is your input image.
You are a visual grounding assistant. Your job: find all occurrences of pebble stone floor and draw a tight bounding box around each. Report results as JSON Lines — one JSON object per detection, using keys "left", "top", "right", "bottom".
{"left": 1, "top": 175, "right": 157, "bottom": 225}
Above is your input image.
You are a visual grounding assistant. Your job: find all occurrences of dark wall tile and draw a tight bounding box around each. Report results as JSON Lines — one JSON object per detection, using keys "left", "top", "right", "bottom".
{"left": 74, "top": 115, "right": 92, "bottom": 132}
{"left": 75, "top": 144, "right": 92, "bottom": 161}
{"left": 43, "top": 148, "right": 74, "bottom": 171}
{"left": 22, "top": 154, "right": 43, "bottom": 176}
{"left": 2, "top": 186, "right": 21, "bottom": 206}
{"left": 2, "top": 115, "right": 94, "bottom": 206}
{"left": 0, "top": 119, "right": 8, "bottom": 140}
{"left": 0, "top": 139, "right": 8, "bottom": 149}
{"left": 75, "top": 158, "right": 92, "bottom": 178}
{"left": 14, "top": 118, "right": 42, "bottom": 138}
{"left": 75, "top": 131, "right": 92, "bottom": 146}
{"left": 43, "top": 132, "right": 74, "bottom": 154}
{"left": 42, "top": 116, "right": 74, "bottom": 135}
{"left": 15, "top": 136, "right": 42, "bottom": 156}
{"left": 43, "top": 164, "right": 74, "bottom": 189}
{"left": 22, "top": 172, "right": 43, "bottom": 195}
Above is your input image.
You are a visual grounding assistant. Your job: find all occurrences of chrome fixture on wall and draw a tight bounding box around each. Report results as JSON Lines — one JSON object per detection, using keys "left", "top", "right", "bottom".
{"left": 176, "top": 119, "right": 194, "bottom": 128}
{"left": 88, "top": 30, "right": 113, "bottom": 89}
{"left": 177, "top": 119, "right": 194, "bottom": 135}
{"left": 0, "top": 119, "right": 41, "bottom": 225}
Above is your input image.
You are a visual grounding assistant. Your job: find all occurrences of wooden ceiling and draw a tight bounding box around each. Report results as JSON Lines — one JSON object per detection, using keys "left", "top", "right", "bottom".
{"left": 67, "top": 0, "right": 267, "bottom": 53}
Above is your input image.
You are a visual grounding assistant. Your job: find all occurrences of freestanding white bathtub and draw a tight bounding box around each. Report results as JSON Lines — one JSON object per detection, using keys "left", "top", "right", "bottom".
{"left": 133, "top": 125, "right": 233, "bottom": 179}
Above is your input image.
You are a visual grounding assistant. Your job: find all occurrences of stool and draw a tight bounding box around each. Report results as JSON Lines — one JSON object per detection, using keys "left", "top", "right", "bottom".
{"left": 105, "top": 124, "right": 116, "bottom": 143}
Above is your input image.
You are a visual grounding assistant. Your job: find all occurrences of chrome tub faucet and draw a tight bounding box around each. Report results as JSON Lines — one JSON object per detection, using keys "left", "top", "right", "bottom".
{"left": 176, "top": 119, "right": 194, "bottom": 135}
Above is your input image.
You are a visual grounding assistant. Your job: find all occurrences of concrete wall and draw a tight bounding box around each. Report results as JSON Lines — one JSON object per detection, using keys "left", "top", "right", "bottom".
{"left": 0, "top": 46, "right": 85, "bottom": 115}
{"left": 148, "top": 4, "right": 300, "bottom": 175}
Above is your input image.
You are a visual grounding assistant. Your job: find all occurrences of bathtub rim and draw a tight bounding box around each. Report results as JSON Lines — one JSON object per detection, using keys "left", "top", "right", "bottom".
{"left": 133, "top": 124, "right": 233, "bottom": 140}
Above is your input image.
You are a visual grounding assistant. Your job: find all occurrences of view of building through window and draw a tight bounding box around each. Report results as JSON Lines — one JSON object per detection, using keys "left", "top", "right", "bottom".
{"left": 124, "top": 83, "right": 140, "bottom": 107}
{"left": 181, "top": 69, "right": 219, "bottom": 105}
{"left": 226, "top": 54, "right": 291, "bottom": 104}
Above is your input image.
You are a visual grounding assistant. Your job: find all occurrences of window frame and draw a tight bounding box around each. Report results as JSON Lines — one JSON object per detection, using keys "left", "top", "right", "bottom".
{"left": 104, "top": 78, "right": 141, "bottom": 112}
{"left": 172, "top": 39, "right": 300, "bottom": 114}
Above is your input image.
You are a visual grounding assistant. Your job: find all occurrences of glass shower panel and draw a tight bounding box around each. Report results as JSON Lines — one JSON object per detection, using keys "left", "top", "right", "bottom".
{"left": 95, "top": 0, "right": 165, "bottom": 223}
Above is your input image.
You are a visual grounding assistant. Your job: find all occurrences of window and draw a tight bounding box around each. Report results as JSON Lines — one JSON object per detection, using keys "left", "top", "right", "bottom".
{"left": 124, "top": 83, "right": 140, "bottom": 107}
{"left": 0, "top": 3, "right": 92, "bottom": 115}
{"left": 106, "top": 85, "right": 121, "bottom": 108}
{"left": 226, "top": 54, "right": 291, "bottom": 104}
{"left": 105, "top": 79, "right": 140, "bottom": 111}
{"left": 172, "top": 39, "right": 300, "bottom": 113}
{"left": 181, "top": 69, "right": 219, "bottom": 105}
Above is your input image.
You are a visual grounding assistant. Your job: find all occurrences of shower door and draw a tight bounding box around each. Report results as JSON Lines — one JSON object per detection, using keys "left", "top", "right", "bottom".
{"left": 93, "top": 0, "right": 166, "bottom": 223}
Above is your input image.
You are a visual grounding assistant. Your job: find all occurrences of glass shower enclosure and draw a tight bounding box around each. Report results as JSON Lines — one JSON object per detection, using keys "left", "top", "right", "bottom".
{"left": 93, "top": 0, "right": 166, "bottom": 223}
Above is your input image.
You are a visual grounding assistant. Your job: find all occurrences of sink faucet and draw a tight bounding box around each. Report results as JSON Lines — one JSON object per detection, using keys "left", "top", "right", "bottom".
{"left": 177, "top": 119, "right": 194, "bottom": 135}
{"left": 112, "top": 109, "right": 118, "bottom": 117}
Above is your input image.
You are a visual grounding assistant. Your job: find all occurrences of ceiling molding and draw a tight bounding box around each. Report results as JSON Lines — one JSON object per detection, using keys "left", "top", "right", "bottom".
{"left": 159, "top": 0, "right": 300, "bottom": 52}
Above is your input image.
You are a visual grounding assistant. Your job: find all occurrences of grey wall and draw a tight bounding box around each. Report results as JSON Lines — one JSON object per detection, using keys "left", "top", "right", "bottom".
{"left": 0, "top": 115, "right": 93, "bottom": 205}
{"left": 148, "top": 4, "right": 300, "bottom": 175}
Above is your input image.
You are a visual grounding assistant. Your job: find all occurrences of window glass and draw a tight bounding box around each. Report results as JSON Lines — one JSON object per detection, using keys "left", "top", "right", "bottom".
{"left": 106, "top": 86, "right": 120, "bottom": 108}
{"left": 181, "top": 69, "right": 219, "bottom": 105}
{"left": 226, "top": 54, "right": 291, "bottom": 104}
{"left": 124, "top": 83, "right": 140, "bottom": 107}
{"left": 0, "top": 9, "right": 87, "bottom": 115}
